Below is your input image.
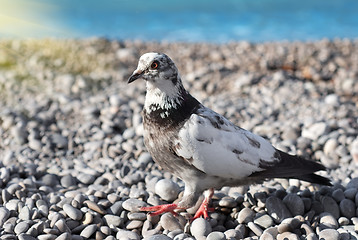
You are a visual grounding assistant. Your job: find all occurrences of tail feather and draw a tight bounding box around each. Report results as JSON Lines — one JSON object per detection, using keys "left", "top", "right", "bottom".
{"left": 249, "top": 149, "right": 331, "bottom": 185}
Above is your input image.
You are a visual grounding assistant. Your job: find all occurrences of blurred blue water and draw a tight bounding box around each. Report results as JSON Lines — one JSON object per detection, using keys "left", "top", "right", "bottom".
{"left": 7, "top": 0, "right": 358, "bottom": 42}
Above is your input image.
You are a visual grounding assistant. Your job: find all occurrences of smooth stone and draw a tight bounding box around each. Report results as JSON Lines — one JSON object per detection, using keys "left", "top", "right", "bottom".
{"left": 138, "top": 152, "right": 153, "bottom": 165}
{"left": 63, "top": 204, "right": 83, "bottom": 221}
{"left": 103, "top": 214, "right": 123, "bottom": 227}
{"left": 155, "top": 179, "right": 180, "bottom": 202}
{"left": 302, "top": 122, "right": 329, "bottom": 140}
{"left": 37, "top": 234, "right": 58, "bottom": 240}
{"left": 60, "top": 175, "right": 77, "bottom": 188}
{"left": 51, "top": 133, "right": 68, "bottom": 148}
{"left": 282, "top": 194, "right": 304, "bottom": 216}
{"left": 77, "top": 173, "right": 95, "bottom": 185}
{"left": 338, "top": 217, "right": 350, "bottom": 225}
{"left": 248, "top": 222, "right": 263, "bottom": 236}
{"left": 254, "top": 214, "right": 274, "bottom": 228}
{"left": 346, "top": 177, "right": 358, "bottom": 189}
{"left": 160, "top": 212, "right": 183, "bottom": 231}
{"left": 238, "top": 207, "right": 255, "bottom": 224}
{"left": 122, "top": 198, "right": 147, "bottom": 212}
{"left": 84, "top": 200, "right": 106, "bottom": 214}
{"left": 143, "top": 235, "right": 172, "bottom": 240}
{"left": 80, "top": 224, "right": 97, "bottom": 238}
{"left": 277, "top": 232, "right": 299, "bottom": 240}
{"left": 18, "top": 206, "right": 31, "bottom": 221}
{"left": 0, "top": 207, "right": 10, "bottom": 227}
{"left": 339, "top": 199, "right": 355, "bottom": 219}
{"left": 126, "top": 220, "right": 143, "bottom": 230}
{"left": 128, "top": 212, "right": 147, "bottom": 221}
{"left": 332, "top": 189, "right": 345, "bottom": 202}
{"left": 116, "top": 229, "right": 140, "bottom": 240}
{"left": 319, "top": 212, "right": 339, "bottom": 229}
{"left": 190, "top": 218, "right": 212, "bottom": 238}
{"left": 344, "top": 188, "right": 357, "bottom": 200}
{"left": 224, "top": 229, "right": 243, "bottom": 240}
{"left": 55, "top": 232, "right": 71, "bottom": 240}
{"left": 318, "top": 229, "right": 339, "bottom": 240}
{"left": 266, "top": 196, "right": 292, "bottom": 223}
{"left": 18, "top": 233, "right": 37, "bottom": 240}
{"left": 206, "top": 231, "right": 226, "bottom": 240}
{"left": 218, "top": 197, "right": 237, "bottom": 208}
{"left": 321, "top": 196, "right": 340, "bottom": 219}
{"left": 14, "top": 221, "right": 30, "bottom": 235}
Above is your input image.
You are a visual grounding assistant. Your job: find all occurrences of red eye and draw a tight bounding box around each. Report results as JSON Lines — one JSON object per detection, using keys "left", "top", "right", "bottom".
{"left": 151, "top": 61, "right": 159, "bottom": 69}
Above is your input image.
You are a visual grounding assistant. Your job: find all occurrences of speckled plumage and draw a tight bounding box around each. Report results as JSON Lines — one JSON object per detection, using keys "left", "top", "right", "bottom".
{"left": 128, "top": 52, "right": 331, "bottom": 211}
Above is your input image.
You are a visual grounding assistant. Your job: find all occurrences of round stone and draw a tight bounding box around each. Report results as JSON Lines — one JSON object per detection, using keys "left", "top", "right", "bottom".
{"left": 339, "top": 199, "right": 356, "bottom": 219}
{"left": 266, "top": 196, "right": 292, "bottom": 223}
{"left": 80, "top": 224, "right": 97, "bottom": 238}
{"left": 319, "top": 212, "right": 339, "bottom": 229}
{"left": 321, "top": 196, "right": 340, "bottom": 219}
{"left": 160, "top": 213, "right": 183, "bottom": 231}
{"left": 122, "top": 198, "right": 147, "bottom": 212}
{"left": 143, "top": 235, "right": 172, "bottom": 240}
{"left": 206, "top": 231, "right": 226, "bottom": 240}
{"left": 283, "top": 194, "right": 304, "bottom": 216}
{"left": 63, "top": 204, "right": 83, "bottom": 220}
{"left": 190, "top": 218, "right": 212, "bottom": 238}
{"left": 237, "top": 207, "right": 255, "bottom": 224}
{"left": 155, "top": 179, "right": 180, "bottom": 202}
{"left": 318, "top": 229, "right": 339, "bottom": 240}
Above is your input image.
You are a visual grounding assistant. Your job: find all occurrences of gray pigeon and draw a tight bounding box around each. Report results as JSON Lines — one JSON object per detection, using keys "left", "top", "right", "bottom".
{"left": 128, "top": 52, "right": 331, "bottom": 219}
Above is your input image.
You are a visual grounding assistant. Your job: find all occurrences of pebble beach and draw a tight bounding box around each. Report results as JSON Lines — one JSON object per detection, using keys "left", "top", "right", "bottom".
{"left": 0, "top": 38, "right": 358, "bottom": 239}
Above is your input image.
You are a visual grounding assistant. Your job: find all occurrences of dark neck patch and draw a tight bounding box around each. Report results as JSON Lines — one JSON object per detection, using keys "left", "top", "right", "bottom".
{"left": 143, "top": 89, "right": 201, "bottom": 129}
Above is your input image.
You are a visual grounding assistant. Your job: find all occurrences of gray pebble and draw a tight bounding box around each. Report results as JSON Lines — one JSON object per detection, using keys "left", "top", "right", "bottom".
{"left": 301, "top": 122, "right": 329, "bottom": 140}
{"left": 321, "top": 196, "right": 340, "bottom": 219}
{"left": 138, "top": 152, "right": 153, "bottom": 166}
{"left": 347, "top": 177, "right": 358, "bottom": 189}
{"left": 128, "top": 212, "right": 147, "bottom": 221}
{"left": 41, "top": 174, "right": 59, "bottom": 187}
{"left": 155, "top": 179, "right": 180, "bottom": 202}
{"left": 339, "top": 199, "right": 355, "bottom": 219}
{"left": 122, "top": 198, "right": 147, "bottom": 212}
{"left": 14, "top": 221, "right": 30, "bottom": 235}
{"left": 190, "top": 218, "right": 212, "bottom": 238}
{"left": 37, "top": 234, "right": 58, "bottom": 240}
{"left": 254, "top": 214, "right": 273, "bottom": 229}
{"left": 160, "top": 212, "right": 183, "bottom": 231}
{"left": 126, "top": 220, "right": 143, "bottom": 229}
{"left": 224, "top": 229, "right": 243, "bottom": 240}
{"left": 103, "top": 214, "right": 123, "bottom": 227}
{"left": 238, "top": 207, "right": 255, "bottom": 223}
{"left": 282, "top": 194, "right": 304, "bottom": 216}
{"left": 77, "top": 172, "right": 95, "bottom": 185}
{"left": 55, "top": 232, "right": 71, "bottom": 240}
{"left": 265, "top": 196, "right": 292, "bottom": 223}
{"left": 206, "top": 231, "right": 226, "bottom": 240}
{"left": 63, "top": 204, "right": 83, "bottom": 221}
{"left": 277, "top": 232, "right": 299, "bottom": 240}
{"left": 116, "top": 229, "right": 140, "bottom": 240}
{"left": 344, "top": 188, "right": 357, "bottom": 200}
{"left": 60, "top": 175, "right": 77, "bottom": 188}
{"left": 18, "top": 233, "right": 37, "bottom": 240}
{"left": 318, "top": 229, "right": 339, "bottom": 240}
{"left": 247, "top": 222, "right": 263, "bottom": 236}
{"left": 80, "top": 224, "right": 97, "bottom": 238}
{"left": 319, "top": 212, "right": 339, "bottom": 229}
{"left": 143, "top": 234, "right": 172, "bottom": 240}
{"left": 18, "top": 206, "right": 31, "bottom": 221}
{"left": 0, "top": 207, "right": 10, "bottom": 227}
{"left": 332, "top": 189, "right": 345, "bottom": 202}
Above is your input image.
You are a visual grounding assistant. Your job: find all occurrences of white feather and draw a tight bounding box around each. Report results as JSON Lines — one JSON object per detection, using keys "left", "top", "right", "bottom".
{"left": 174, "top": 107, "right": 277, "bottom": 179}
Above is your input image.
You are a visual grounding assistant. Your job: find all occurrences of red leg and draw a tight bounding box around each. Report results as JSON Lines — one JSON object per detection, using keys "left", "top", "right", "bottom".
{"left": 140, "top": 203, "right": 179, "bottom": 216}
{"left": 192, "top": 188, "right": 214, "bottom": 220}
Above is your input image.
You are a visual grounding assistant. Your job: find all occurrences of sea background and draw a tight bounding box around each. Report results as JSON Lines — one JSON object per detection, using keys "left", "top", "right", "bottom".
{"left": 1, "top": 0, "right": 358, "bottom": 42}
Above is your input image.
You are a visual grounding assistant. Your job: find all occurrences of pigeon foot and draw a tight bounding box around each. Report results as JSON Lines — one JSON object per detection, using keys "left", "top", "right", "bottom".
{"left": 140, "top": 203, "right": 179, "bottom": 216}
{"left": 192, "top": 188, "right": 214, "bottom": 220}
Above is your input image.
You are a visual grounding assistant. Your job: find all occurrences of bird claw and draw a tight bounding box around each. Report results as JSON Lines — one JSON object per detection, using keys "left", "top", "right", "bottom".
{"left": 140, "top": 203, "right": 179, "bottom": 216}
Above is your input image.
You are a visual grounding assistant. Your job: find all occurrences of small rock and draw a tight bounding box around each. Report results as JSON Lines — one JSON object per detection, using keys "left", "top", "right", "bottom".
{"left": 206, "top": 231, "right": 226, "bottom": 240}
{"left": 302, "top": 122, "right": 329, "bottom": 140}
{"left": 80, "top": 224, "right": 97, "bottom": 238}
{"left": 254, "top": 214, "right": 273, "bottom": 228}
{"left": 318, "top": 229, "right": 339, "bottom": 240}
{"left": 319, "top": 212, "right": 339, "bottom": 229}
{"left": 14, "top": 221, "right": 30, "bottom": 235}
{"left": 190, "top": 218, "right": 212, "bottom": 238}
{"left": 103, "top": 214, "right": 123, "bottom": 227}
{"left": 122, "top": 198, "right": 147, "bottom": 212}
{"left": 282, "top": 194, "right": 304, "bottom": 216}
{"left": 116, "top": 229, "right": 140, "bottom": 240}
{"left": 339, "top": 199, "right": 355, "bottom": 219}
{"left": 63, "top": 204, "right": 83, "bottom": 221}
{"left": 266, "top": 196, "right": 292, "bottom": 223}
{"left": 238, "top": 207, "right": 255, "bottom": 224}
{"left": 321, "top": 196, "right": 340, "bottom": 219}
{"left": 247, "top": 222, "right": 263, "bottom": 236}
{"left": 155, "top": 179, "right": 180, "bottom": 202}
{"left": 160, "top": 213, "right": 183, "bottom": 231}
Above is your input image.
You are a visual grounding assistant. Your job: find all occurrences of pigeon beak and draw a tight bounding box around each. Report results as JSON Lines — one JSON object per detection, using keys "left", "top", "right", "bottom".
{"left": 128, "top": 70, "right": 143, "bottom": 84}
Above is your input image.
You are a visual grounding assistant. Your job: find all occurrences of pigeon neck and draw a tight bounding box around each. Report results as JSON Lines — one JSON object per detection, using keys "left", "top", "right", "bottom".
{"left": 143, "top": 81, "right": 200, "bottom": 125}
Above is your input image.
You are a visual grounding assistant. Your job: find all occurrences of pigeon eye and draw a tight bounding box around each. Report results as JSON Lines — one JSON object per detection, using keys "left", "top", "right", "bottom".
{"left": 151, "top": 61, "right": 159, "bottom": 69}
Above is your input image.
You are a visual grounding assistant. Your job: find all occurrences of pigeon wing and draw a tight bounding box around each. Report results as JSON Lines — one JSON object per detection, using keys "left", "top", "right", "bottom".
{"left": 173, "top": 107, "right": 279, "bottom": 179}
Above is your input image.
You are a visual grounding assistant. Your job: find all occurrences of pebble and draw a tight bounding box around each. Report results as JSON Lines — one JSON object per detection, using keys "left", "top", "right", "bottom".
{"left": 122, "top": 198, "right": 147, "bottom": 212}
{"left": 282, "top": 194, "right": 304, "bottom": 216}
{"left": 143, "top": 235, "right": 172, "bottom": 240}
{"left": 321, "top": 196, "right": 340, "bottom": 219}
{"left": 206, "top": 231, "right": 226, "bottom": 240}
{"left": 155, "top": 179, "right": 180, "bottom": 202}
{"left": 265, "top": 196, "right": 292, "bottom": 223}
{"left": 63, "top": 204, "right": 83, "bottom": 221}
{"left": 318, "top": 229, "right": 339, "bottom": 240}
{"left": 253, "top": 214, "right": 273, "bottom": 228}
{"left": 339, "top": 199, "right": 355, "bottom": 219}
{"left": 160, "top": 213, "right": 183, "bottom": 231}
{"left": 190, "top": 218, "right": 212, "bottom": 238}
{"left": 238, "top": 207, "right": 255, "bottom": 223}
{"left": 319, "top": 212, "right": 339, "bottom": 229}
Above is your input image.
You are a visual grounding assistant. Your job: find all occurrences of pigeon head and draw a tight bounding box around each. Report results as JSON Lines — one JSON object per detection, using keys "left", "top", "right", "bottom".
{"left": 129, "top": 52, "right": 188, "bottom": 114}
